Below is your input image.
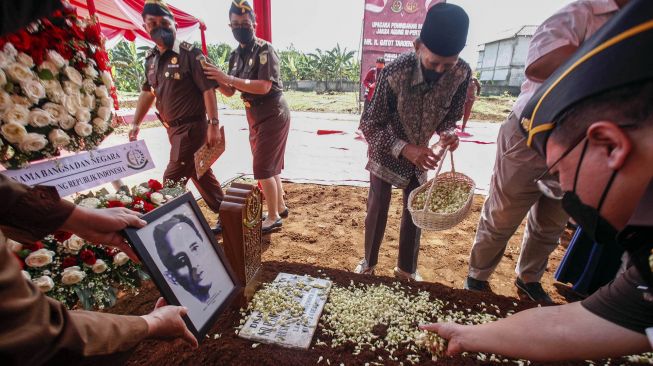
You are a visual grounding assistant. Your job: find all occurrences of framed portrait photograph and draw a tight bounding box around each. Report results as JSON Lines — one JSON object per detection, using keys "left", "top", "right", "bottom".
{"left": 124, "top": 192, "right": 240, "bottom": 341}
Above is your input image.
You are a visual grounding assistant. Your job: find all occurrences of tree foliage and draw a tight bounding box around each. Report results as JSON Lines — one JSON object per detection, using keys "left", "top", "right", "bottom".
{"left": 109, "top": 41, "right": 360, "bottom": 93}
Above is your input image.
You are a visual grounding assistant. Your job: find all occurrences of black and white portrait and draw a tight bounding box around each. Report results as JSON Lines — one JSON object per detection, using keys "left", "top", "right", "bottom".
{"left": 124, "top": 193, "right": 238, "bottom": 339}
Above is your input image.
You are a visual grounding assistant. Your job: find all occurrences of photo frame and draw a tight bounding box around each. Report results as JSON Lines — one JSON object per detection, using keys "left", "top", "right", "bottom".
{"left": 124, "top": 192, "right": 241, "bottom": 341}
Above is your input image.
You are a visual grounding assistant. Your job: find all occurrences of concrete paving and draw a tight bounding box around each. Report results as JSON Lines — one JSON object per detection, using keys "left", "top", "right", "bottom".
{"left": 100, "top": 110, "right": 500, "bottom": 195}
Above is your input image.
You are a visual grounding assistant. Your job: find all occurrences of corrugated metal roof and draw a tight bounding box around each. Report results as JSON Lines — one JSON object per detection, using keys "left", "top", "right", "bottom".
{"left": 478, "top": 25, "right": 538, "bottom": 46}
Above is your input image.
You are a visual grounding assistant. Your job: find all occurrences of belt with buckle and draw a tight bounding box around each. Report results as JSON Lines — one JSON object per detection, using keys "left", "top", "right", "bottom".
{"left": 156, "top": 112, "right": 205, "bottom": 128}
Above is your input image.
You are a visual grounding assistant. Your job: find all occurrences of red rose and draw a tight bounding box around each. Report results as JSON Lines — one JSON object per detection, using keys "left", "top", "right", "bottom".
{"left": 148, "top": 179, "right": 163, "bottom": 191}
{"left": 25, "top": 241, "right": 45, "bottom": 251}
{"left": 143, "top": 202, "right": 155, "bottom": 213}
{"left": 94, "top": 49, "right": 110, "bottom": 71}
{"left": 13, "top": 253, "right": 25, "bottom": 269}
{"left": 62, "top": 257, "right": 77, "bottom": 268}
{"left": 54, "top": 231, "right": 73, "bottom": 242}
{"left": 107, "top": 200, "right": 125, "bottom": 208}
{"left": 80, "top": 249, "right": 96, "bottom": 265}
{"left": 84, "top": 23, "right": 102, "bottom": 45}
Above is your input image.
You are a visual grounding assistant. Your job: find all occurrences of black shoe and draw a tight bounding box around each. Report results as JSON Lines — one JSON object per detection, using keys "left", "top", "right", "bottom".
{"left": 211, "top": 220, "right": 223, "bottom": 235}
{"left": 280, "top": 208, "right": 289, "bottom": 218}
{"left": 262, "top": 218, "right": 282, "bottom": 234}
{"left": 463, "top": 276, "right": 491, "bottom": 292}
{"left": 515, "top": 278, "right": 554, "bottom": 304}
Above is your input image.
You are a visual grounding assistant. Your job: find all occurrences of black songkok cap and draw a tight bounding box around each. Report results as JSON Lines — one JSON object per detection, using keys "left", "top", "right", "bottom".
{"left": 142, "top": 0, "right": 174, "bottom": 18}
{"left": 419, "top": 3, "right": 469, "bottom": 57}
{"left": 230, "top": 0, "right": 253, "bottom": 15}
{"left": 520, "top": 0, "right": 653, "bottom": 157}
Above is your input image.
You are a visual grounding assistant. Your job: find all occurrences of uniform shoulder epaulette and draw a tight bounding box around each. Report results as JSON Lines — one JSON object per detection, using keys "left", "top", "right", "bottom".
{"left": 255, "top": 38, "right": 267, "bottom": 47}
{"left": 180, "top": 41, "right": 195, "bottom": 51}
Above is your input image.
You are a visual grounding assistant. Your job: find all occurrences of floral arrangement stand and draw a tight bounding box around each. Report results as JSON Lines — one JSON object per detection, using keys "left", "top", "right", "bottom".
{"left": 0, "top": 6, "right": 118, "bottom": 169}
{"left": 9, "top": 179, "right": 187, "bottom": 310}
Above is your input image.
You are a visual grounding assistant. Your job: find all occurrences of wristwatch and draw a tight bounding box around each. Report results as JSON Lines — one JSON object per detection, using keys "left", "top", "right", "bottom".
{"left": 208, "top": 118, "right": 220, "bottom": 126}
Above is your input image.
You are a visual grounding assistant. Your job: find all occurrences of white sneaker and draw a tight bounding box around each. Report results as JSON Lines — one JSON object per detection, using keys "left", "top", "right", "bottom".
{"left": 393, "top": 267, "right": 423, "bottom": 282}
{"left": 354, "top": 259, "right": 375, "bottom": 275}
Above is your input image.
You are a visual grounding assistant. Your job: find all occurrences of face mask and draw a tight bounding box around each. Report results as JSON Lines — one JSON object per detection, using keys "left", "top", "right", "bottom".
{"left": 561, "top": 140, "right": 619, "bottom": 246}
{"left": 232, "top": 27, "right": 254, "bottom": 44}
{"left": 150, "top": 27, "right": 175, "bottom": 49}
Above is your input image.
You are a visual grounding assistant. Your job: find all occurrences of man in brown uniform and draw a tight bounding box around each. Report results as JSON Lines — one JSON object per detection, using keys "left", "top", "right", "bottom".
{"left": 203, "top": 0, "right": 291, "bottom": 233}
{"left": 129, "top": 0, "right": 224, "bottom": 231}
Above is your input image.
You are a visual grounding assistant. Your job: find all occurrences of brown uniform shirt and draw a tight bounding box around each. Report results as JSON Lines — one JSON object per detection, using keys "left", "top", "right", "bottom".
{"left": 228, "top": 38, "right": 283, "bottom": 102}
{"left": 142, "top": 41, "right": 218, "bottom": 123}
{"left": 0, "top": 174, "right": 148, "bottom": 365}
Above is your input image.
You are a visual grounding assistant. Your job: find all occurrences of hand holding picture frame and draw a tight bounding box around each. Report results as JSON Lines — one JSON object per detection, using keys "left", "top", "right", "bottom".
{"left": 124, "top": 192, "right": 240, "bottom": 341}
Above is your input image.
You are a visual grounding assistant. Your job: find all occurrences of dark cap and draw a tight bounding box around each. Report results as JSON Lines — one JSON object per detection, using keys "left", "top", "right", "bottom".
{"left": 142, "top": 0, "right": 173, "bottom": 18}
{"left": 520, "top": 0, "right": 653, "bottom": 157}
{"left": 419, "top": 3, "right": 469, "bottom": 57}
{"left": 230, "top": 0, "right": 253, "bottom": 15}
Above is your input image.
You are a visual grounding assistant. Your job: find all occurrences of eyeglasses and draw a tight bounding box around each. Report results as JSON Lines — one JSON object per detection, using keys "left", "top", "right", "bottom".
{"left": 229, "top": 22, "right": 253, "bottom": 29}
{"left": 535, "top": 123, "right": 637, "bottom": 200}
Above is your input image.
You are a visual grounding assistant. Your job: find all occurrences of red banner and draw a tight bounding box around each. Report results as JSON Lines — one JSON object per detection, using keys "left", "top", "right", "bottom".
{"left": 360, "top": 0, "right": 443, "bottom": 97}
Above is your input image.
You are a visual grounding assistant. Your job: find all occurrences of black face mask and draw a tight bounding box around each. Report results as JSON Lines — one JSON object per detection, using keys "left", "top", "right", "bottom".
{"left": 232, "top": 27, "right": 254, "bottom": 44}
{"left": 561, "top": 140, "right": 619, "bottom": 246}
{"left": 150, "top": 27, "right": 175, "bottom": 49}
{"left": 421, "top": 63, "right": 443, "bottom": 83}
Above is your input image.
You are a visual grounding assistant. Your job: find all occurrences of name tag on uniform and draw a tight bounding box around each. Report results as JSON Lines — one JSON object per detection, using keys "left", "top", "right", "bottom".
{"left": 168, "top": 64, "right": 180, "bottom": 69}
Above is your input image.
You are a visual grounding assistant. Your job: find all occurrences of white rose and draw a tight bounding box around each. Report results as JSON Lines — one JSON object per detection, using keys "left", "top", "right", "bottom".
{"left": 48, "top": 129, "right": 71, "bottom": 148}
{"left": 5, "top": 63, "right": 34, "bottom": 83}
{"left": 101, "top": 71, "right": 113, "bottom": 88}
{"left": 113, "top": 252, "right": 130, "bottom": 266}
{"left": 81, "top": 93, "right": 95, "bottom": 109}
{"left": 21, "top": 79, "right": 46, "bottom": 103}
{"left": 1, "top": 122, "right": 28, "bottom": 143}
{"left": 59, "top": 114, "right": 76, "bottom": 130}
{"left": 95, "top": 85, "right": 109, "bottom": 99}
{"left": 99, "top": 97, "right": 112, "bottom": 107}
{"left": 33, "top": 275, "right": 55, "bottom": 292}
{"left": 38, "top": 60, "right": 60, "bottom": 77}
{"left": 118, "top": 195, "right": 133, "bottom": 205}
{"left": 61, "top": 266, "right": 86, "bottom": 285}
{"left": 0, "top": 90, "right": 11, "bottom": 112}
{"left": 16, "top": 52, "right": 34, "bottom": 68}
{"left": 92, "top": 117, "right": 108, "bottom": 133}
{"left": 22, "top": 270, "right": 32, "bottom": 281}
{"left": 63, "top": 235, "right": 85, "bottom": 253}
{"left": 105, "top": 193, "right": 119, "bottom": 201}
{"left": 0, "top": 68, "right": 6, "bottom": 87}
{"left": 78, "top": 197, "right": 101, "bottom": 209}
{"left": 74, "top": 122, "right": 92, "bottom": 137}
{"left": 83, "top": 65, "right": 98, "bottom": 79}
{"left": 11, "top": 95, "right": 32, "bottom": 108}
{"left": 0, "top": 50, "right": 12, "bottom": 69}
{"left": 76, "top": 107, "right": 92, "bottom": 124}
{"left": 2, "top": 104, "right": 30, "bottom": 126}
{"left": 47, "top": 50, "right": 67, "bottom": 69}
{"left": 63, "top": 94, "right": 81, "bottom": 116}
{"left": 62, "top": 81, "right": 79, "bottom": 95}
{"left": 6, "top": 239, "right": 23, "bottom": 252}
{"left": 63, "top": 66, "right": 83, "bottom": 86}
{"left": 28, "top": 108, "right": 53, "bottom": 128}
{"left": 96, "top": 106, "right": 111, "bottom": 122}
{"left": 41, "top": 80, "right": 65, "bottom": 103}
{"left": 42, "top": 102, "right": 66, "bottom": 120}
{"left": 92, "top": 259, "right": 108, "bottom": 274}
{"left": 150, "top": 192, "right": 165, "bottom": 205}
{"left": 19, "top": 133, "right": 48, "bottom": 152}
{"left": 136, "top": 185, "right": 150, "bottom": 195}
{"left": 3, "top": 43, "right": 18, "bottom": 59}
{"left": 82, "top": 78, "right": 96, "bottom": 94}
{"left": 25, "top": 249, "right": 55, "bottom": 267}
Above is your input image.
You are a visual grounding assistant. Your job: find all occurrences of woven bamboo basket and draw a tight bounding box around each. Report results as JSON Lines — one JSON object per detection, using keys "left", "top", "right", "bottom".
{"left": 407, "top": 149, "right": 476, "bottom": 231}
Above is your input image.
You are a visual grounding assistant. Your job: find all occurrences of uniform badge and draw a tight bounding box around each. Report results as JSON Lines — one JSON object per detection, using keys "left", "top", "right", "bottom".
{"left": 520, "top": 118, "right": 531, "bottom": 132}
{"left": 174, "top": 72, "right": 180, "bottom": 80}
{"left": 391, "top": 0, "right": 403, "bottom": 13}
{"left": 171, "top": 56, "right": 178, "bottom": 65}
{"left": 404, "top": 0, "right": 418, "bottom": 13}
{"left": 165, "top": 71, "right": 170, "bottom": 78}
{"left": 249, "top": 58, "right": 253, "bottom": 66}
{"left": 259, "top": 52, "right": 268, "bottom": 65}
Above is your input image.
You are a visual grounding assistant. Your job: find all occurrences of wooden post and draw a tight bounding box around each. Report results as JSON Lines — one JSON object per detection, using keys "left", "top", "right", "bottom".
{"left": 219, "top": 183, "right": 263, "bottom": 287}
